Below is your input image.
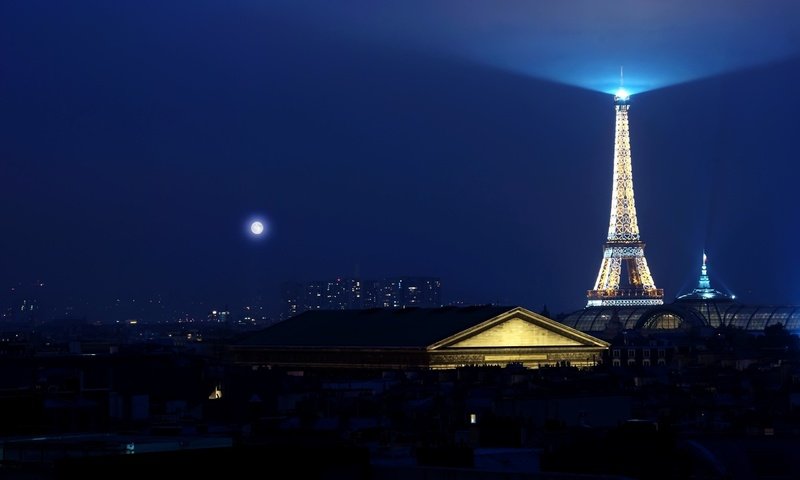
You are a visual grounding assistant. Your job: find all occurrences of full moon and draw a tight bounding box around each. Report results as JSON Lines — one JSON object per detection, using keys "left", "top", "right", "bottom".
{"left": 250, "top": 221, "right": 264, "bottom": 235}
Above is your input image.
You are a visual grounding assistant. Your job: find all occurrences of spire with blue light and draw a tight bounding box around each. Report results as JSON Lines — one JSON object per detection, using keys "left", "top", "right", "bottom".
{"left": 676, "top": 251, "right": 734, "bottom": 301}
{"left": 614, "top": 67, "right": 630, "bottom": 106}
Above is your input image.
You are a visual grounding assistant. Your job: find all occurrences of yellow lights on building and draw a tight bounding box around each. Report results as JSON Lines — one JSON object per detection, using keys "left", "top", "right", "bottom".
{"left": 208, "top": 386, "right": 222, "bottom": 400}
{"left": 587, "top": 92, "right": 663, "bottom": 307}
{"left": 451, "top": 317, "right": 581, "bottom": 348}
{"left": 607, "top": 99, "right": 640, "bottom": 242}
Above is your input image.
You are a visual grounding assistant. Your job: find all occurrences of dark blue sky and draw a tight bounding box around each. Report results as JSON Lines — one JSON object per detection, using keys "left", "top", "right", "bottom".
{"left": 1, "top": 1, "right": 799, "bottom": 319}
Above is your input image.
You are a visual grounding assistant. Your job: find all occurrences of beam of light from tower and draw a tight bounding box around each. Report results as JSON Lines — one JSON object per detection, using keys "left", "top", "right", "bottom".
{"left": 269, "top": 0, "right": 800, "bottom": 94}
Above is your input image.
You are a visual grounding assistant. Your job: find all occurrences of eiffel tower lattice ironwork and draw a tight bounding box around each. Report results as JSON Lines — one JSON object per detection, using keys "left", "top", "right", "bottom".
{"left": 586, "top": 88, "right": 664, "bottom": 307}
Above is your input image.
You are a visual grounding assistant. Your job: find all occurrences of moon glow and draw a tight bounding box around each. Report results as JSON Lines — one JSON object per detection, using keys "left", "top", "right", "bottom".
{"left": 250, "top": 221, "right": 264, "bottom": 235}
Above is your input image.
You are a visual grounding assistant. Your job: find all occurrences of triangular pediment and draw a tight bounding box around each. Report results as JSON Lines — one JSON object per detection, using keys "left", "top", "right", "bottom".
{"left": 428, "top": 307, "right": 609, "bottom": 350}
{"left": 449, "top": 317, "right": 582, "bottom": 348}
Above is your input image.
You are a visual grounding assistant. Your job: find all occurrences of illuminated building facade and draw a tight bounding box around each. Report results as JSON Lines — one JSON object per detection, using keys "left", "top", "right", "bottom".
{"left": 587, "top": 89, "right": 663, "bottom": 307}
{"left": 230, "top": 306, "right": 608, "bottom": 370}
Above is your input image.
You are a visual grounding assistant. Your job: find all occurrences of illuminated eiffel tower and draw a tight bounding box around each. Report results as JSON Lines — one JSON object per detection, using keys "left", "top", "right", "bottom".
{"left": 586, "top": 86, "right": 663, "bottom": 307}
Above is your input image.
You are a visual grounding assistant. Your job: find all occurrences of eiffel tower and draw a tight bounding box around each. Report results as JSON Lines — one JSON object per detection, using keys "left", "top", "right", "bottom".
{"left": 586, "top": 87, "right": 663, "bottom": 307}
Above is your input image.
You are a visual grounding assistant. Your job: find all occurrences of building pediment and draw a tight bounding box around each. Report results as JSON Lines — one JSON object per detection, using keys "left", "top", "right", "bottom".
{"left": 429, "top": 307, "right": 609, "bottom": 351}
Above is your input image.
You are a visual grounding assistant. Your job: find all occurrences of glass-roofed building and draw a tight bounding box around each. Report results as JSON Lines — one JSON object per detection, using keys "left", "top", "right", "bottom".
{"left": 560, "top": 253, "right": 800, "bottom": 339}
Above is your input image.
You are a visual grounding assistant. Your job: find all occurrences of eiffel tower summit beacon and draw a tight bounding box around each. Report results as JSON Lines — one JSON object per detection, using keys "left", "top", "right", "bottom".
{"left": 586, "top": 88, "right": 664, "bottom": 307}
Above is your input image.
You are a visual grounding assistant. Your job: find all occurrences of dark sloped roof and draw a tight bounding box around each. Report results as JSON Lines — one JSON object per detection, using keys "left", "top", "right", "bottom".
{"left": 237, "top": 306, "right": 515, "bottom": 348}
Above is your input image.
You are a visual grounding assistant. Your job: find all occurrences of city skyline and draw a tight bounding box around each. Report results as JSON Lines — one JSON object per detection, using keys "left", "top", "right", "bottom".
{"left": 280, "top": 276, "right": 442, "bottom": 320}
{"left": 2, "top": 2, "right": 800, "bottom": 319}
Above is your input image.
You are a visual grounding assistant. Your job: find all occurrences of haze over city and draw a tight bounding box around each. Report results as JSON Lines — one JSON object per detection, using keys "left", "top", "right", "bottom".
{"left": 2, "top": 1, "right": 800, "bottom": 321}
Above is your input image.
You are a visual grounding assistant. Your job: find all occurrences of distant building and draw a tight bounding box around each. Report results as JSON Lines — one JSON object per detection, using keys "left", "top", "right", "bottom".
{"left": 606, "top": 333, "right": 674, "bottom": 368}
{"left": 2, "top": 281, "right": 46, "bottom": 323}
{"left": 279, "top": 281, "right": 308, "bottom": 318}
{"left": 280, "top": 276, "right": 441, "bottom": 319}
{"left": 207, "top": 307, "right": 230, "bottom": 324}
{"left": 368, "top": 276, "right": 441, "bottom": 309}
{"left": 297, "top": 278, "right": 362, "bottom": 311}
{"left": 229, "top": 306, "right": 608, "bottom": 370}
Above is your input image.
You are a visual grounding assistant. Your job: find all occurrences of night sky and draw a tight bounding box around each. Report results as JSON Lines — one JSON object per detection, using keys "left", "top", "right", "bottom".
{"left": 2, "top": 1, "right": 800, "bottom": 320}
